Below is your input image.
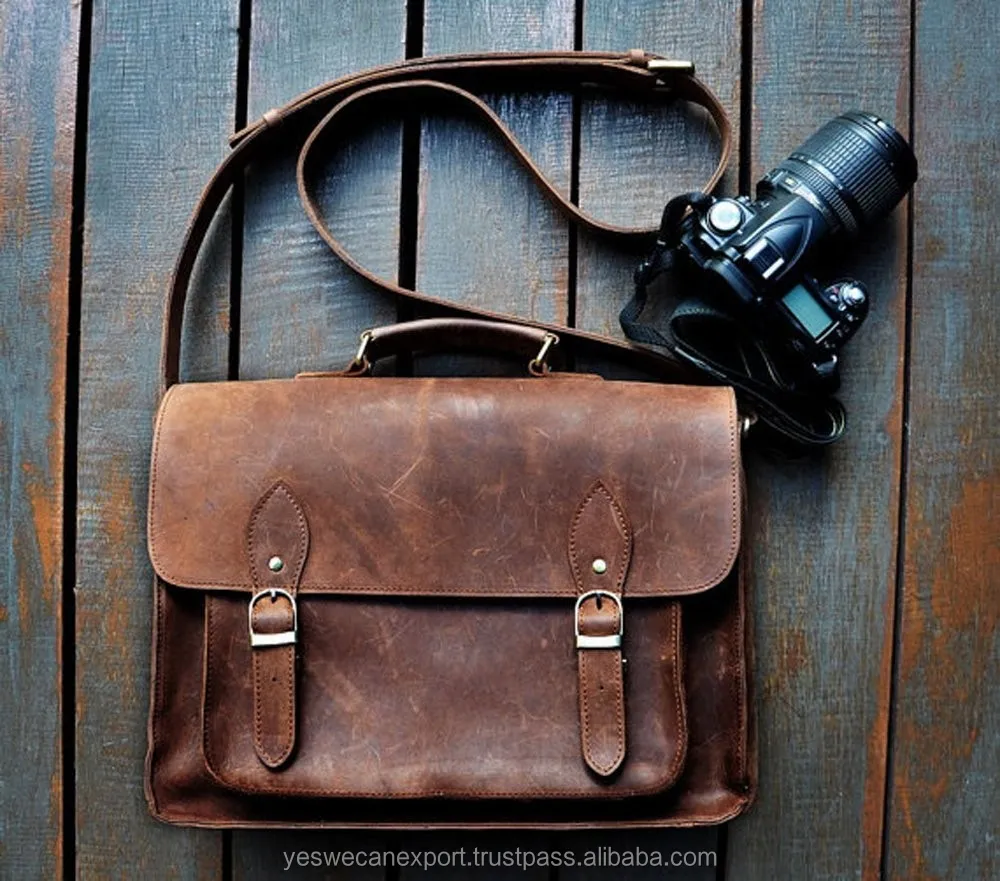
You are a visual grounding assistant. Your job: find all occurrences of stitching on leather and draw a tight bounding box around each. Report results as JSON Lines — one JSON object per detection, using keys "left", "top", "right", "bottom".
{"left": 251, "top": 606, "right": 269, "bottom": 764}
{"left": 665, "top": 601, "right": 687, "bottom": 785}
{"left": 146, "top": 385, "right": 176, "bottom": 578}
{"left": 734, "top": 552, "right": 747, "bottom": 782}
{"left": 572, "top": 480, "right": 630, "bottom": 777}
{"left": 147, "top": 576, "right": 166, "bottom": 812}
{"left": 578, "top": 650, "right": 593, "bottom": 769}
{"left": 202, "top": 594, "right": 217, "bottom": 774}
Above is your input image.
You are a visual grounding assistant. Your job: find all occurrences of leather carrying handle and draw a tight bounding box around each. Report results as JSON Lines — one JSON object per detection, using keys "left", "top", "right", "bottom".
{"left": 334, "top": 318, "right": 558, "bottom": 374}
{"left": 161, "top": 50, "right": 728, "bottom": 392}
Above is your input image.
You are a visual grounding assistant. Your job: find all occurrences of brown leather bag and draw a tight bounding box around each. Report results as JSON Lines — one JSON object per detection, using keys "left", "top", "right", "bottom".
{"left": 145, "top": 50, "right": 756, "bottom": 828}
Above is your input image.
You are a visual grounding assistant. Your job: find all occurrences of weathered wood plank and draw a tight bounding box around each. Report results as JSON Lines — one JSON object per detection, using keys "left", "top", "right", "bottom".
{"left": 885, "top": 1, "right": 999, "bottom": 877}
{"left": 76, "top": 0, "right": 238, "bottom": 875}
{"left": 237, "top": 0, "right": 408, "bottom": 381}
{"left": 0, "top": 1, "right": 78, "bottom": 876}
{"left": 576, "top": 0, "right": 741, "bottom": 340}
{"left": 726, "top": 3, "right": 911, "bottom": 880}
{"left": 572, "top": 2, "right": 741, "bottom": 875}
{"left": 417, "top": 0, "right": 576, "bottom": 336}
{"left": 233, "top": 1, "right": 406, "bottom": 876}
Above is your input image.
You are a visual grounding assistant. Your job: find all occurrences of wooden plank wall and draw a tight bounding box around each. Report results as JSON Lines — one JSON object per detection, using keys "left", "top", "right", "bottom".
{"left": 233, "top": 1, "right": 407, "bottom": 875}
{"left": 727, "top": 1, "right": 911, "bottom": 879}
{"left": 76, "top": 0, "right": 238, "bottom": 876}
{"left": 0, "top": 1, "right": 78, "bottom": 876}
{"left": 885, "top": 0, "right": 999, "bottom": 878}
{"left": 3, "top": 0, "right": 997, "bottom": 878}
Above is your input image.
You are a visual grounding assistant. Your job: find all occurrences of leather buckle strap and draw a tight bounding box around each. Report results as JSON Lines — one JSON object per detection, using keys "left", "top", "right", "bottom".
{"left": 249, "top": 589, "right": 298, "bottom": 647}
{"left": 576, "top": 591, "right": 627, "bottom": 777}
{"left": 568, "top": 481, "right": 632, "bottom": 778}
{"left": 246, "top": 482, "right": 310, "bottom": 769}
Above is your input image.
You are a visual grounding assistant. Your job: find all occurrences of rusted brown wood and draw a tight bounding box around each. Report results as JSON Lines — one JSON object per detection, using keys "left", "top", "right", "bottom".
{"left": 0, "top": 0, "right": 78, "bottom": 875}
{"left": 726, "top": 2, "right": 911, "bottom": 879}
{"left": 885, "top": 1, "right": 999, "bottom": 877}
{"left": 76, "top": 0, "right": 238, "bottom": 875}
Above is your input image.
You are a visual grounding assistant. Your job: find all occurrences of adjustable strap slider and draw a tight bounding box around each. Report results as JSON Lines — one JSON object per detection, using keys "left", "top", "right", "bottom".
{"left": 646, "top": 58, "right": 696, "bottom": 76}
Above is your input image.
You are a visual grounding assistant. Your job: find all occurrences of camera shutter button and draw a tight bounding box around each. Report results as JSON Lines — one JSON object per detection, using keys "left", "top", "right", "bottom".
{"left": 707, "top": 200, "right": 743, "bottom": 233}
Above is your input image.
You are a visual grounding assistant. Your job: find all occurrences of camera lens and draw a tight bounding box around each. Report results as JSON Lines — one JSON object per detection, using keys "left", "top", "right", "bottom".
{"left": 770, "top": 111, "right": 917, "bottom": 236}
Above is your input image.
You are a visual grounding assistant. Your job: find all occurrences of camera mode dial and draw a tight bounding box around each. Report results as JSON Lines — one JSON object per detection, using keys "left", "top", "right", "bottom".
{"left": 707, "top": 200, "right": 744, "bottom": 233}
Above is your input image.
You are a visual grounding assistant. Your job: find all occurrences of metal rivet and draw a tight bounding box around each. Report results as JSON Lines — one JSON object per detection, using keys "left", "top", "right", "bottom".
{"left": 592, "top": 558, "right": 608, "bottom": 575}
{"left": 268, "top": 556, "right": 284, "bottom": 573}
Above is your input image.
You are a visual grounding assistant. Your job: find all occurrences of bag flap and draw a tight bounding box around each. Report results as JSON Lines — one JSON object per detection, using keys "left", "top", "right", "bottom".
{"left": 148, "top": 376, "right": 740, "bottom": 598}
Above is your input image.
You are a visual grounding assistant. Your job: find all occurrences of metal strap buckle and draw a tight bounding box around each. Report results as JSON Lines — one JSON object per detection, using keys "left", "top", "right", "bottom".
{"left": 248, "top": 588, "right": 298, "bottom": 648}
{"left": 574, "top": 590, "right": 623, "bottom": 649}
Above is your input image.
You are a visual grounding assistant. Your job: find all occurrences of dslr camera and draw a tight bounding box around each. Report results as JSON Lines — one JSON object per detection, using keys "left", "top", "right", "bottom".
{"left": 636, "top": 111, "right": 917, "bottom": 391}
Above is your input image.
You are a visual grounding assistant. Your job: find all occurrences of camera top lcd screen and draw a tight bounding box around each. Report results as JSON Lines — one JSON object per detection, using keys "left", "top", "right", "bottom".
{"left": 781, "top": 284, "right": 834, "bottom": 340}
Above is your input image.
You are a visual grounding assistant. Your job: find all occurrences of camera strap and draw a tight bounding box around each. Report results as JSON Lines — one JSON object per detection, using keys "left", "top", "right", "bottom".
{"left": 163, "top": 50, "right": 845, "bottom": 448}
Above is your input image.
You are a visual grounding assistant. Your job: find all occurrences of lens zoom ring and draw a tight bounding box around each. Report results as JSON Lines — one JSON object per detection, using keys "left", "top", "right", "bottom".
{"left": 778, "top": 114, "right": 914, "bottom": 232}
{"left": 801, "top": 122, "right": 901, "bottom": 218}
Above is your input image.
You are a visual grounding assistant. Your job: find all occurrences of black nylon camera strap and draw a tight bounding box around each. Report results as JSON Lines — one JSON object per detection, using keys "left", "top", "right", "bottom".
{"left": 163, "top": 50, "right": 846, "bottom": 448}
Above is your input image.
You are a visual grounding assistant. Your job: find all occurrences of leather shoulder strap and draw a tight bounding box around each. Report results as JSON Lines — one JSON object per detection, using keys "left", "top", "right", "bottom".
{"left": 161, "top": 50, "right": 725, "bottom": 391}
{"left": 161, "top": 49, "right": 843, "bottom": 447}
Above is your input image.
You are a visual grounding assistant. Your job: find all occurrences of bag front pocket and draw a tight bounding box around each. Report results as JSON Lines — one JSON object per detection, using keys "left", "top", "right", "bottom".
{"left": 201, "top": 593, "right": 687, "bottom": 800}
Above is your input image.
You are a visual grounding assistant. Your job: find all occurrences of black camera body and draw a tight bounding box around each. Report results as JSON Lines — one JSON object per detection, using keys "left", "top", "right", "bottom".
{"left": 642, "top": 111, "right": 917, "bottom": 391}
{"left": 677, "top": 182, "right": 870, "bottom": 378}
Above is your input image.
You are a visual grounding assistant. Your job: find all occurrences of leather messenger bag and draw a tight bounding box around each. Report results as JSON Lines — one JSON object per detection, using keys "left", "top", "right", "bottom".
{"left": 145, "top": 51, "right": 757, "bottom": 828}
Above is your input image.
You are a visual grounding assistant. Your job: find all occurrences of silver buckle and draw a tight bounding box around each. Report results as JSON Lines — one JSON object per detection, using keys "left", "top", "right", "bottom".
{"left": 575, "top": 590, "right": 623, "bottom": 649}
{"left": 248, "top": 588, "right": 298, "bottom": 648}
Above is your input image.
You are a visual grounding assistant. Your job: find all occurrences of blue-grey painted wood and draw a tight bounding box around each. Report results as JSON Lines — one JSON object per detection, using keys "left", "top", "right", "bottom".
{"left": 726, "top": 2, "right": 911, "bottom": 880}
{"left": 0, "top": 1, "right": 78, "bottom": 876}
{"left": 237, "top": 0, "right": 408, "bottom": 381}
{"left": 233, "top": 1, "right": 407, "bottom": 878}
{"left": 76, "top": 0, "right": 238, "bottom": 875}
{"left": 417, "top": 0, "right": 576, "bottom": 334}
{"left": 885, "top": 1, "right": 999, "bottom": 878}
{"left": 575, "top": 0, "right": 740, "bottom": 341}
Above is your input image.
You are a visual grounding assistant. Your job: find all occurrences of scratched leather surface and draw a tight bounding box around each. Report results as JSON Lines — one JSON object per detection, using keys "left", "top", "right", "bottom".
{"left": 148, "top": 378, "right": 739, "bottom": 597}
{"left": 145, "top": 376, "right": 755, "bottom": 826}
